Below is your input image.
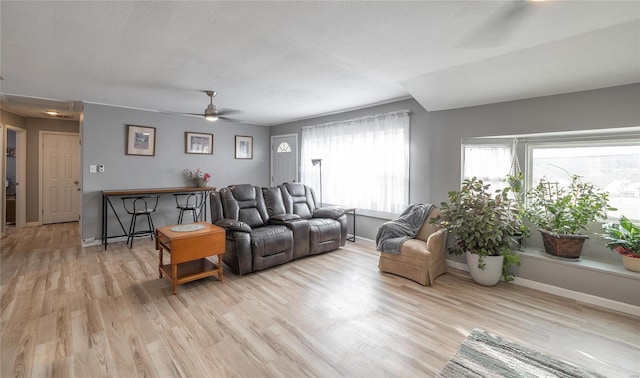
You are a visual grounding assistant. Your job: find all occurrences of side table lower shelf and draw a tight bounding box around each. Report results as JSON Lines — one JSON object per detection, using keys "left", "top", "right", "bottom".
{"left": 159, "top": 257, "right": 223, "bottom": 292}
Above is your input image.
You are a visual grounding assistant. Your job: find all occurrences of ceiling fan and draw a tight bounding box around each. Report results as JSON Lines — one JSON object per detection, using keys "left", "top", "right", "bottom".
{"left": 193, "top": 90, "right": 238, "bottom": 122}
{"left": 458, "top": 0, "right": 542, "bottom": 48}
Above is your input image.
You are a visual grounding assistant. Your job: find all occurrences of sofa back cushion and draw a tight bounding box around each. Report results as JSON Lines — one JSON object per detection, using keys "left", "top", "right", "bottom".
{"left": 220, "top": 184, "right": 269, "bottom": 228}
{"left": 280, "top": 183, "right": 316, "bottom": 220}
{"left": 415, "top": 207, "right": 441, "bottom": 242}
{"left": 262, "top": 187, "right": 286, "bottom": 216}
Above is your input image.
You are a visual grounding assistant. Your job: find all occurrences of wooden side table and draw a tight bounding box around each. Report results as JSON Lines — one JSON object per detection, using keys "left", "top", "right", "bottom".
{"left": 155, "top": 222, "right": 225, "bottom": 294}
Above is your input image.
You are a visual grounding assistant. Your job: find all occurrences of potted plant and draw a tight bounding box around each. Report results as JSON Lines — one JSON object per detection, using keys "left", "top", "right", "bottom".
{"left": 431, "top": 177, "right": 522, "bottom": 286}
{"left": 525, "top": 174, "right": 615, "bottom": 259}
{"left": 184, "top": 168, "right": 211, "bottom": 187}
{"left": 600, "top": 216, "right": 640, "bottom": 272}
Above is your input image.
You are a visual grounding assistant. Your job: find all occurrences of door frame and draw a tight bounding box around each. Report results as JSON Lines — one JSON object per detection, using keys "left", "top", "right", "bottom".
{"left": 39, "top": 130, "right": 81, "bottom": 225}
{"left": 270, "top": 133, "right": 299, "bottom": 187}
{"left": 2, "top": 124, "right": 27, "bottom": 230}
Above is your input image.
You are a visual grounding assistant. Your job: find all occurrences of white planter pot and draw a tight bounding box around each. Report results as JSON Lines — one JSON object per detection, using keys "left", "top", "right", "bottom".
{"left": 466, "top": 251, "right": 504, "bottom": 286}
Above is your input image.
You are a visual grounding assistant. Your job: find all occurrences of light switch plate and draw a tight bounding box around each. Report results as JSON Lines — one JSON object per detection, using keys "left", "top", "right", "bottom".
{"left": 90, "top": 165, "right": 97, "bottom": 173}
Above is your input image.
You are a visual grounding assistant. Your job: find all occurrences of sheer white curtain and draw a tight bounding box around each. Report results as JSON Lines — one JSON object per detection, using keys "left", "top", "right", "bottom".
{"left": 301, "top": 110, "right": 410, "bottom": 213}
{"left": 462, "top": 144, "right": 512, "bottom": 190}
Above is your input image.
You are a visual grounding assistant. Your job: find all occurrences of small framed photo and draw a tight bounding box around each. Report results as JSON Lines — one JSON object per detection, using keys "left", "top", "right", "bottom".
{"left": 126, "top": 125, "right": 156, "bottom": 156}
{"left": 235, "top": 135, "right": 253, "bottom": 159}
{"left": 185, "top": 132, "right": 213, "bottom": 154}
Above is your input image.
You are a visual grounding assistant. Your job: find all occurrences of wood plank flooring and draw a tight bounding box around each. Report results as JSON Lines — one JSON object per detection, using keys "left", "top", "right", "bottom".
{"left": 1, "top": 223, "right": 639, "bottom": 377}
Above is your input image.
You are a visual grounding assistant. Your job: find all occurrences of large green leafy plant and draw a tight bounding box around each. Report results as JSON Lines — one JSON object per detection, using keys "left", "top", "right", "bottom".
{"left": 431, "top": 177, "right": 522, "bottom": 282}
{"left": 525, "top": 175, "right": 614, "bottom": 235}
{"left": 600, "top": 216, "right": 640, "bottom": 257}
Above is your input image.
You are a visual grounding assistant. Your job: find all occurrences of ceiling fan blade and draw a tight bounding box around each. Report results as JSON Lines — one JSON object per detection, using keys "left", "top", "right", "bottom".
{"left": 217, "top": 108, "right": 241, "bottom": 116}
{"left": 457, "top": 1, "right": 531, "bottom": 48}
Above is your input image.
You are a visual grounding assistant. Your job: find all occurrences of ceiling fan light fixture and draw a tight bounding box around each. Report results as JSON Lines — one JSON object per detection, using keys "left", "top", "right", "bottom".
{"left": 204, "top": 104, "right": 218, "bottom": 121}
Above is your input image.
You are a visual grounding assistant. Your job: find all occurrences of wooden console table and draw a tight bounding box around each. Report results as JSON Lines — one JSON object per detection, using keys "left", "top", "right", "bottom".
{"left": 101, "top": 186, "right": 215, "bottom": 249}
{"left": 155, "top": 222, "right": 225, "bottom": 294}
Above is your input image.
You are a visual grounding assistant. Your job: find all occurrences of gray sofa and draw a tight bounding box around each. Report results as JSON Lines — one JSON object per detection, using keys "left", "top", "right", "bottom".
{"left": 210, "top": 183, "right": 347, "bottom": 275}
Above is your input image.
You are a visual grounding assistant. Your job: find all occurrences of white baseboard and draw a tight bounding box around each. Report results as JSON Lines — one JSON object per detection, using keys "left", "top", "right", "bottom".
{"left": 353, "top": 236, "right": 376, "bottom": 246}
{"left": 445, "top": 260, "right": 639, "bottom": 317}
{"left": 82, "top": 238, "right": 102, "bottom": 247}
{"left": 446, "top": 259, "right": 469, "bottom": 272}
{"left": 513, "top": 276, "right": 640, "bottom": 317}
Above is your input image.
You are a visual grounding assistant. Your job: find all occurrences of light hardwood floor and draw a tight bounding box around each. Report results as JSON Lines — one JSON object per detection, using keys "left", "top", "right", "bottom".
{"left": 1, "top": 223, "right": 639, "bottom": 377}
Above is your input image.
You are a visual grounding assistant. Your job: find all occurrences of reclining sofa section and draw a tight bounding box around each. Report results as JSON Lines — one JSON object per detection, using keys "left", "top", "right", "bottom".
{"left": 210, "top": 183, "right": 347, "bottom": 275}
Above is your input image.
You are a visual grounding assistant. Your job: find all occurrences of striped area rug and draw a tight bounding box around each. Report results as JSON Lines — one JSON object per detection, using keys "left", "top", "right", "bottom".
{"left": 438, "top": 329, "right": 605, "bottom": 378}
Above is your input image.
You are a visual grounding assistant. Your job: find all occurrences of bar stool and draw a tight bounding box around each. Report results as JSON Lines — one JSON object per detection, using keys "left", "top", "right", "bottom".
{"left": 173, "top": 192, "right": 203, "bottom": 224}
{"left": 121, "top": 195, "right": 159, "bottom": 248}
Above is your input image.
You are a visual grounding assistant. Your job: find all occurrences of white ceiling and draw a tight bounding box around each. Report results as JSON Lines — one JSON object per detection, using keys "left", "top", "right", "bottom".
{"left": 1, "top": 1, "right": 638, "bottom": 126}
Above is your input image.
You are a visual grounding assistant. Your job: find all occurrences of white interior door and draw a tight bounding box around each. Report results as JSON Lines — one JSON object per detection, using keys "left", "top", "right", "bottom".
{"left": 42, "top": 132, "right": 80, "bottom": 224}
{"left": 271, "top": 134, "right": 298, "bottom": 186}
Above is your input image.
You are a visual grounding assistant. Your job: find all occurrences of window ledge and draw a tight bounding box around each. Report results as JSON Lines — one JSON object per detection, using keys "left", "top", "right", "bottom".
{"left": 517, "top": 247, "right": 640, "bottom": 281}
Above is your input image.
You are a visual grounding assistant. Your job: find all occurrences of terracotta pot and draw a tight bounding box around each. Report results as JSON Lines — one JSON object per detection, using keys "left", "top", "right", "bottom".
{"left": 539, "top": 230, "right": 588, "bottom": 259}
{"left": 621, "top": 254, "right": 640, "bottom": 273}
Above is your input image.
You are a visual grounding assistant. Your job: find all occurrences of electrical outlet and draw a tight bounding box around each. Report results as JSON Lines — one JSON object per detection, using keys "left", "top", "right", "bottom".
{"left": 98, "top": 164, "right": 105, "bottom": 173}
{"left": 90, "top": 165, "right": 97, "bottom": 173}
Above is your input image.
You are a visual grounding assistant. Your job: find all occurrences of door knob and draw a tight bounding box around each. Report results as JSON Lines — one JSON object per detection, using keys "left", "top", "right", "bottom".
{"left": 74, "top": 181, "right": 79, "bottom": 185}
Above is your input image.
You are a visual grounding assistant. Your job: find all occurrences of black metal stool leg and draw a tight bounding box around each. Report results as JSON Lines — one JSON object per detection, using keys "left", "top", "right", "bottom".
{"left": 128, "top": 214, "right": 137, "bottom": 248}
{"left": 147, "top": 213, "right": 155, "bottom": 241}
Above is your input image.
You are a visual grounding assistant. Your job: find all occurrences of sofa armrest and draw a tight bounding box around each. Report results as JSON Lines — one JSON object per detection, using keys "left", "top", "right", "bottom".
{"left": 215, "top": 218, "right": 252, "bottom": 233}
{"left": 426, "top": 228, "right": 447, "bottom": 255}
{"left": 313, "top": 206, "right": 346, "bottom": 219}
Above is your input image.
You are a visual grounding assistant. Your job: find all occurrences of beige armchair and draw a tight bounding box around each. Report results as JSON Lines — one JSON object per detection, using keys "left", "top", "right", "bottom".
{"left": 378, "top": 208, "right": 448, "bottom": 286}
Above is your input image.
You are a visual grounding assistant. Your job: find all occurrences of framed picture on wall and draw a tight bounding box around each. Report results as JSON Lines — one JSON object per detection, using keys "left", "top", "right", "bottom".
{"left": 235, "top": 135, "right": 253, "bottom": 159}
{"left": 185, "top": 132, "right": 213, "bottom": 154}
{"left": 126, "top": 125, "right": 156, "bottom": 156}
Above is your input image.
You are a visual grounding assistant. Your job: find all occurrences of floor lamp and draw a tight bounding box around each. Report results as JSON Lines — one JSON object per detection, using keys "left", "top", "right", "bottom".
{"left": 311, "top": 159, "right": 322, "bottom": 207}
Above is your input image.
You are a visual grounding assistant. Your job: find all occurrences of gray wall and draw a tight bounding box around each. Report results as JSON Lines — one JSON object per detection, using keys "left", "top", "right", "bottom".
{"left": 0, "top": 110, "right": 26, "bottom": 128}
{"left": 271, "top": 83, "right": 640, "bottom": 305}
{"left": 25, "top": 118, "right": 80, "bottom": 222}
{"left": 81, "top": 103, "right": 270, "bottom": 242}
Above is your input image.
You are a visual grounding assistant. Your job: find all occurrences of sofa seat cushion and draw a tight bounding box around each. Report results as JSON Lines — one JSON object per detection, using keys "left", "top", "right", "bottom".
{"left": 308, "top": 218, "right": 341, "bottom": 254}
{"left": 250, "top": 225, "right": 293, "bottom": 256}
{"left": 388, "top": 239, "right": 434, "bottom": 267}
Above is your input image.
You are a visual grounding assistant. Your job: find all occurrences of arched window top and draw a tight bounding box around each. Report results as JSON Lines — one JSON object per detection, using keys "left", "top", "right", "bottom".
{"left": 277, "top": 142, "right": 291, "bottom": 153}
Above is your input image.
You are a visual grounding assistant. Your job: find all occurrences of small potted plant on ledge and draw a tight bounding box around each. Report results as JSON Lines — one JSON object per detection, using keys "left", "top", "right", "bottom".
{"left": 432, "top": 177, "right": 522, "bottom": 286}
{"left": 600, "top": 216, "right": 640, "bottom": 272}
{"left": 525, "top": 174, "right": 615, "bottom": 259}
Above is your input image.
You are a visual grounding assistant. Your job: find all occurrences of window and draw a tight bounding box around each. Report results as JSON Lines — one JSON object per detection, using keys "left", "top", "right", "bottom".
{"left": 462, "top": 143, "right": 512, "bottom": 190}
{"left": 301, "top": 110, "right": 410, "bottom": 214}
{"left": 462, "top": 129, "right": 640, "bottom": 222}
{"left": 529, "top": 140, "right": 640, "bottom": 220}
{"left": 277, "top": 142, "right": 291, "bottom": 153}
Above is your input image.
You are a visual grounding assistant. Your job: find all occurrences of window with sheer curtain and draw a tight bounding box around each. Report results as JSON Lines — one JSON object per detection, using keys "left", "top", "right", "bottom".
{"left": 300, "top": 110, "right": 410, "bottom": 214}
{"left": 462, "top": 143, "right": 513, "bottom": 190}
